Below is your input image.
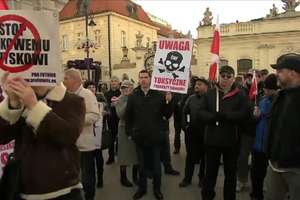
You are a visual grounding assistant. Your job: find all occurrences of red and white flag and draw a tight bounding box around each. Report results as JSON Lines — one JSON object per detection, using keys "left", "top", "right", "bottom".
{"left": 209, "top": 16, "right": 220, "bottom": 81}
{"left": 249, "top": 70, "right": 258, "bottom": 102}
{"left": 0, "top": 0, "right": 8, "bottom": 10}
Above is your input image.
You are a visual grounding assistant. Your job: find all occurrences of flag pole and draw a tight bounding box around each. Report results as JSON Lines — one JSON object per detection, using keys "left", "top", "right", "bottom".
{"left": 216, "top": 62, "right": 219, "bottom": 126}
{"left": 215, "top": 15, "right": 220, "bottom": 126}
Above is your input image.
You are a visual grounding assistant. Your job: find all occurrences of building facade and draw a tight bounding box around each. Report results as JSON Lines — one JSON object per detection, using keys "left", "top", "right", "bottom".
{"left": 59, "top": 0, "right": 161, "bottom": 82}
{"left": 194, "top": 3, "right": 300, "bottom": 78}
{"left": 7, "top": 0, "right": 67, "bottom": 11}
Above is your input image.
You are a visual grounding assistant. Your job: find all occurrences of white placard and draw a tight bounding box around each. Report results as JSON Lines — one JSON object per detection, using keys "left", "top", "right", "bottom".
{"left": 150, "top": 38, "right": 193, "bottom": 94}
{"left": 0, "top": 10, "right": 62, "bottom": 86}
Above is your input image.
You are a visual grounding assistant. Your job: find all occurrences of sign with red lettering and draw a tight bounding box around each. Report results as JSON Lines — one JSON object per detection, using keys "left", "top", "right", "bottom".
{"left": 0, "top": 10, "right": 62, "bottom": 86}
{"left": 0, "top": 140, "right": 15, "bottom": 179}
{"left": 150, "top": 38, "right": 193, "bottom": 94}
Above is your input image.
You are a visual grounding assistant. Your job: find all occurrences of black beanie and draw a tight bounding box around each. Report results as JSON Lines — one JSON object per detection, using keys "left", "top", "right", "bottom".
{"left": 264, "top": 74, "right": 279, "bottom": 90}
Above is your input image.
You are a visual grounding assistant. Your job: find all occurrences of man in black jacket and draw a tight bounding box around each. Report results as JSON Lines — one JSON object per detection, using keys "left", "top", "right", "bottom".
{"left": 125, "top": 70, "right": 173, "bottom": 200}
{"left": 179, "top": 77, "right": 209, "bottom": 188}
{"left": 104, "top": 76, "right": 121, "bottom": 164}
{"left": 200, "top": 65, "right": 248, "bottom": 200}
{"left": 265, "top": 53, "right": 300, "bottom": 200}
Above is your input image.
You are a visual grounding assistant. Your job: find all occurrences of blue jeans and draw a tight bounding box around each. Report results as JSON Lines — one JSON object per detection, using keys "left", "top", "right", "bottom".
{"left": 136, "top": 145, "right": 162, "bottom": 191}
{"left": 80, "top": 151, "right": 96, "bottom": 200}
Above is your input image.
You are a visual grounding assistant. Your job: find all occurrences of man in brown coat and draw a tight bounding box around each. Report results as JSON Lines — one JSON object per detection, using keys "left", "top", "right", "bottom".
{"left": 0, "top": 74, "right": 85, "bottom": 200}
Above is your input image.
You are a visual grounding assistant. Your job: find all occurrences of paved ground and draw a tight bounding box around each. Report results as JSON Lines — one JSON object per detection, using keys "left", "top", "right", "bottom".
{"left": 96, "top": 122, "right": 251, "bottom": 200}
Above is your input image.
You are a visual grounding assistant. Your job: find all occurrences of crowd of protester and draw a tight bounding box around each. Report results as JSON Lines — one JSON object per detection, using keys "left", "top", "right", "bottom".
{"left": 0, "top": 53, "right": 300, "bottom": 200}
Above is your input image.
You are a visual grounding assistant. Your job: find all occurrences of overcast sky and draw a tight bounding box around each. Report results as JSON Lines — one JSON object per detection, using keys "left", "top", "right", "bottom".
{"left": 133, "top": 0, "right": 300, "bottom": 37}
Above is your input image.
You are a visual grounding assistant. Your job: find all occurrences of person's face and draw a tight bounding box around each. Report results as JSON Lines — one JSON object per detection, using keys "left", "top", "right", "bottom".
{"left": 245, "top": 76, "right": 252, "bottom": 85}
{"left": 121, "top": 85, "right": 133, "bottom": 96}
{"left": 110, "top": 79, "right": 120, "bottom": 90}
{"left": 87, "top": 84, "right": 96, "bottom": 94}
{"left": 277, "top": 68, "right": 292, "bottom": 88}
{"left": 139, "top": 72, "right": 151, "bottom": 88}
{"left": 63, "top": 74, "right": 76, "bottom": 91}
{"left": 219, "top": 72, "right": 235, "bottom": 90}
{"left": 194, "top": 81, "right": 208, "bottom": 94}
{"left": 256, "top": 73, "right": 263, "bottom": 83}
{"left": 261, "top": 74, "right": 268, "bottom": 82}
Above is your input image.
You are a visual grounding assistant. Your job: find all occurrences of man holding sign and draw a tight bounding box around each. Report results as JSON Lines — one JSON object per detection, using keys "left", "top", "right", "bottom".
{"left": 125, "top": 70, "right": 173, "bottom": 200}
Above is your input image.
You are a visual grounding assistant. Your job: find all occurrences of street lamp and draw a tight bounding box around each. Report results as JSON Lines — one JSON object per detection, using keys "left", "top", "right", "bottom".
{"left": 84, "top": 0, "right": 96, "bottom": 80}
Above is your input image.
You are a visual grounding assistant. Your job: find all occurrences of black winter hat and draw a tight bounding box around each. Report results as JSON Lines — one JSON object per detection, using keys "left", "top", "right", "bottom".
{"left": 271, "top": 53, "right": 300, "bottom": 73}
{"left": 195, "top": 77, "right": 209, "bottom": 86}
{"left": 264, "top": 74, "right": 279, "bottom": 90}
{"left": 219, "top": 65, "right": 235, "bottom": 75}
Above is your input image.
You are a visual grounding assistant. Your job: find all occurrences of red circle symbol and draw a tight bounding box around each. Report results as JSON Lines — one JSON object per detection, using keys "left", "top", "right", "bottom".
{"left": 0, "top": 14, "right": 41, "bottom": 73}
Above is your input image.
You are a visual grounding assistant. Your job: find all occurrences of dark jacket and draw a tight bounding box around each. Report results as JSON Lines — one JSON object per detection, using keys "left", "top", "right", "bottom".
{"left": 125, "top": 87, "right": 173, "bottom": 146}
{"left": 182, "top": 93, "right": 206, "bottom": 134}
{"left": 239, "top": 86, "right": 257, "bottom": 137}
{"left": 267, "top": 86, "right": 300, "bottom": 168}
{"left": 199, "top": 86, "right": 248, "bottom": 147}
{"left": 0, "top": 85, "right": 85, "bottom": 196}
{"left": 105, "top": 89, "right": 121, "bottom": 130}
{"left": 172, "top": 93, "right": 185, "bottom": 123}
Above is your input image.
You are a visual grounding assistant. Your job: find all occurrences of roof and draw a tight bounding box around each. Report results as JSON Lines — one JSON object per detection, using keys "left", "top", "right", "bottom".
{"left": 153, "top": 22, "right": 186, "bottom": 38}
{"left": 59, "top": 0, "right": 154, "bottom": 26}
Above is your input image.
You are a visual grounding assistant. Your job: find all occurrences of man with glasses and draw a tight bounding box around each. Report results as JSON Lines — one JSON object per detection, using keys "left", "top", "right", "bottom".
{"left": 200, "top": 65, "right": 248, "bottom": 200}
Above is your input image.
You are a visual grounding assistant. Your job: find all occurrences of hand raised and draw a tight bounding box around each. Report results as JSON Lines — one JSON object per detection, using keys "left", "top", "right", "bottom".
{"left": 9, "top": 78, "right": 38, "bottom": 110}
{"left": 1, "top": 73, "right": 21, "bottom": 108}
{"left": 165, "top": 92, "right": 172, "bottom": 104}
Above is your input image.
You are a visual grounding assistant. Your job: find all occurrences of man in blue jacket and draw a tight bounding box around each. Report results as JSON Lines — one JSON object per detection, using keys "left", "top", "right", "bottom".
{"left": 250, "top": 74, "right": 279, "bottom": 200}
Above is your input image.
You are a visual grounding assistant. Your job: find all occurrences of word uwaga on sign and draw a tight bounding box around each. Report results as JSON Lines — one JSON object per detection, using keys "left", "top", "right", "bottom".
{"left": 159, "top": 40, "right": 190, "bottom": 51}
{"left": 150, "top": 38, "right": 193, "bottom": 94}
{"left": 0, "top": 23, "right": 50, "bottom": 65}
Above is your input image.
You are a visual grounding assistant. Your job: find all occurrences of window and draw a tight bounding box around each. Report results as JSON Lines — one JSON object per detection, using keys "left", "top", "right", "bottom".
{"left": 94, "top": 30, "right": 101, "bottom": 46}
{"left": 237, "top": 59, "right": 253, "bottom": 75}
{"left": 121, "top": 31, "right": 126, "bottom": 47}
{"left": 146, "top": 37, "right": 150, "bottom": 48}
{"left": 62, "top": 35, "right": 69, "bottom": 51}
{"left": 220, "top": 59, "right": 228, "bottom": 67}
{"left": 77, "top": 32, "right": 83, "bottom": 42}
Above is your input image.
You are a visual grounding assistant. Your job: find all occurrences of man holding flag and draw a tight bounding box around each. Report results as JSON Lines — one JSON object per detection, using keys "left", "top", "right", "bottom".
{"left": 199, "top": 65, "right": 248, "bottom": 200}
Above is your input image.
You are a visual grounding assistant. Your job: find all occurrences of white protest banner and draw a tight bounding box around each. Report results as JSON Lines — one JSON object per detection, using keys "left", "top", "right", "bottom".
{"left": 0, "top": 140, "right": 15, "bottom": 179}
{"left": 0, "top": 10, "right": 62, "bottom": 86}
{"left": 150, "top": 38, "right": 193, "bottom": 94}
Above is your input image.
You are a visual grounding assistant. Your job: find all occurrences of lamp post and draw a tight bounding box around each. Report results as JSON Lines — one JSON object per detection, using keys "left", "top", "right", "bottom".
{"left": 83, "top": 0, "right": 96, "bottom": 80}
